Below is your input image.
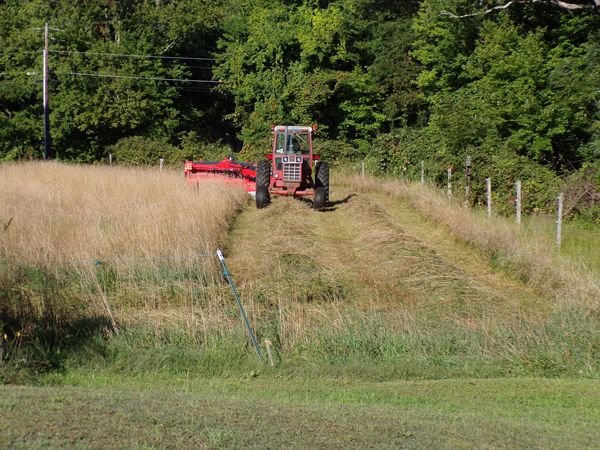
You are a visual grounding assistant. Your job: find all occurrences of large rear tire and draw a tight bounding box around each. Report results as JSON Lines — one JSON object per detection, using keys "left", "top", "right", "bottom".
{"left": 313, "top": 186, "right": 327, "bottom": 210}
{"left": 256, "top": 160, "right": 271, "bottom": 209}
{"left": 315, "top": 161, "right": 329, "bottom": 204}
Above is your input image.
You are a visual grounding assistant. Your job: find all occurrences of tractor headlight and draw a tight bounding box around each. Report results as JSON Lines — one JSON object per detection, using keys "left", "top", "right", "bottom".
{"left": 283, "top": 157, "right": 288, "bottom": 163}
{"left": 296, "top": 156, "right": 302, "bottom": 163}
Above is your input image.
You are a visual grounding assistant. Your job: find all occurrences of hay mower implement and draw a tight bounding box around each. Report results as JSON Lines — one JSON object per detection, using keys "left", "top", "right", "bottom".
{"left": 184, "top": 125, "right": 329, "bottom": 210}
{"left": 184, "top": 157, "right": 257, "bottom": 197}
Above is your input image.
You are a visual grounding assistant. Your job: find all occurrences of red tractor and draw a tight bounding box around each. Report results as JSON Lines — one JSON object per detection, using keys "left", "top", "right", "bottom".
{"left": 184, "top": 125, "right": 329, "bottom": 210}
{"left": 255, "top": 125, "right": 329, "bottom": 210}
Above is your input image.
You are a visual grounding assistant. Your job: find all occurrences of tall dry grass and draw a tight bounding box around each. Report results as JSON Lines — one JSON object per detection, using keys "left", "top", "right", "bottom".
{"left": 1, "top": 162, "right": 246, "bottom": 265}
{"left": 0, "top": 162, "right": 248, "bottom": 339}
{"left": 345, "top": 174, "right": 600, "bottom": 313}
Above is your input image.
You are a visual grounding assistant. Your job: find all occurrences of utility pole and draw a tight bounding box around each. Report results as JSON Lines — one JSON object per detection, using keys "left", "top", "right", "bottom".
{"left": 42, "top": 23, "right": 51, "bottom": 160}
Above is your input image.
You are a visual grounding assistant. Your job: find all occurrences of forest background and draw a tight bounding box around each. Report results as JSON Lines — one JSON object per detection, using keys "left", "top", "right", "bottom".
{"left": 1, "top": 0, "right": 598, "bottom": 220}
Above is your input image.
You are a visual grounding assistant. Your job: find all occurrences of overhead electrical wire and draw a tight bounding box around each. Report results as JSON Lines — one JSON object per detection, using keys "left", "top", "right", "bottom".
{"left": 50, "top": 50, "right": 221, "bottom": 86}
{"left": 49, "top": 49, "right": 216, "bottom": 62}
{"left": 3, "top": 49, "right": 222, "bottom": 92}
{"left": 59, "top": 71, "right": 221, "bottom": 84}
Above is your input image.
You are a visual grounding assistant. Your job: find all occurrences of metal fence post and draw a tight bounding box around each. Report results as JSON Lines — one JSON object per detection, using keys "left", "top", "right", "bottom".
{"left": 216, "top": 249, "right": 264, "bottom": 362}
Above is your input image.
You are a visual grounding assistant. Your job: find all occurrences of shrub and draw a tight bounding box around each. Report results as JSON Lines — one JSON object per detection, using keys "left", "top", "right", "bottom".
{"left": 313, "top": 139, "right": 361, "bottom": 166}
{"left": 563, "top": 162, "right": 600, "bottom": 224}
{"left": 368, "top": 130, "right": 562, "bottom": 215}
{"left": 109, "top": 136, "right": 191, "bottom": 166}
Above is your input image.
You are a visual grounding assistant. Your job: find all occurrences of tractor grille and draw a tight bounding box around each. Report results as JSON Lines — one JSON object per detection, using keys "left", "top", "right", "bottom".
{"left": 283, "top": 162, "right": 301, "bottom": 182}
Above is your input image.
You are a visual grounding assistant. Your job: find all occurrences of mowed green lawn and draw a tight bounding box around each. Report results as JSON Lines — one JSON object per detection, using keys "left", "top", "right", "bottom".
{"left": 1, "top": 374, "right": 598, "bottom": 449}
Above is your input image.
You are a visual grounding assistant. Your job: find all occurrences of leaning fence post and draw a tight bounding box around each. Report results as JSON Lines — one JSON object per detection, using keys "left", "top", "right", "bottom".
{"left": 486, "top": 177, "right": 492, "bottom": 218}
{"left": 556, "top": 193, "right": 564, "bottom": 249}
{"left": 516, "top": 180, "right": 522, "bottom": 225}
{"left": 216, "top": 249, "right": 264, "bottom": 362}
{"left": 447, "top": 167, "right": 452, "bottom": 198}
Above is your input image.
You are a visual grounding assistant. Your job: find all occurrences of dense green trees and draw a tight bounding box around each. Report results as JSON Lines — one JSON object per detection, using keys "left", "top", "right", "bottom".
{"left": 407, "top": 0, "right": 599, "bottom": 212}
{"left": 1, "top": 0, "right": 226, "bottom": 161}
{"left": 0, "top": 0, "right": 598, "bottom": 217}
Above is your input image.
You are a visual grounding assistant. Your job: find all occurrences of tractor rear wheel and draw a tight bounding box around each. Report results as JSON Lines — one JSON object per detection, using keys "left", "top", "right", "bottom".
{"left": 315, "top": 161, "right": 329, "bottom": 204}
{"left": 256, "top": 160, "right": 271, "bottom": 209}
{"left": 313, "top": 186, "right": 327, "bottom": 210}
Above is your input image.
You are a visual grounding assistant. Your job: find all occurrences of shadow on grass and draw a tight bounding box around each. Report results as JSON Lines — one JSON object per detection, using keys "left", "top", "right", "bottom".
{"left": 1, "top": 314, "right": 114, "bottom": 381}
{"left": 298, "top": 193, "right": 357, "bottom": 211}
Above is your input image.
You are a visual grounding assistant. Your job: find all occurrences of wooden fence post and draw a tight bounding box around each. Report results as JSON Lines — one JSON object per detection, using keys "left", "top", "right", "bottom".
{"left": 556, "top": 193, "right": 564, "bottom": 248}
{"left": 465, "top": 156, "right": 472, "bottom": 201}
{"left": 159, "top": 158, "right": 164, "bottom": 172}
{"left": 516, "top": 180, "right": 522, "bottom": 225}
{"left": 420, "top": 160, "right": 425, "bottom": 185}
{"left": 486, "top": 177, "right": 492, "bottom": 218}
{"left": 264, "top": 339, "right": 274, "bottom": 367}
{"left": 447, "top": 167, "right": 452, "bottom": 198}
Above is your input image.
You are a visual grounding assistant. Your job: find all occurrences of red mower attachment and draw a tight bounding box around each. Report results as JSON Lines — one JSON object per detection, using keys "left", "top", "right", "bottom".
{"left": 184, "top": 157, "right": 257, "bottom": 197}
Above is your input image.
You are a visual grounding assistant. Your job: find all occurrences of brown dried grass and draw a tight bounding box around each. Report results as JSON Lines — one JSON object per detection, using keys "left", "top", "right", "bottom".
{"left": 0, "top": 162, "right": 247, "bottom": 266}
{"left": 0, "top": 161, "right": 248, "bottom": 332}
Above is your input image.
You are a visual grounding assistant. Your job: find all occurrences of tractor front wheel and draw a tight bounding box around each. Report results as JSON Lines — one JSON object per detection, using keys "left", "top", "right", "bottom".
{"left": 313, "top": 187, "right": 327, "bottom": 210}
{"left": 256, "top": 160, "right": 271, "bottom": 209}
{"left": 256, "top": 186, "right": 269, "bottom": 209}
{"left": 315, "top": 161, "right": 330, "bottom": 204}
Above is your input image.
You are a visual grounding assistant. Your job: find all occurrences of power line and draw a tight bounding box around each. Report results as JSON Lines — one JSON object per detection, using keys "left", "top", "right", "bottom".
{"left": 49, "top": 49, "right": 216, "bottom": 62}
{"left": 59, "top": 71, "right": 221, "bottom": 84}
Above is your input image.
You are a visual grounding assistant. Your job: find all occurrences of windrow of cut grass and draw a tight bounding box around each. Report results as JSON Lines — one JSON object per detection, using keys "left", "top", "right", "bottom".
{"left": 0, "top": 162, "right": 247, "bottom": 369}
{"left": 344, "top": 175, "right": 600, "bottom": 314}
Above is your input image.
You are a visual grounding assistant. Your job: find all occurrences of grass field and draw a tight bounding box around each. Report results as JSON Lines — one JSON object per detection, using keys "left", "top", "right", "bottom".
{"left": 1, "top": 162, "right": 599, "bottom": 447}
{"left": 1, "top": 374, "right": 599, "bottom": 449}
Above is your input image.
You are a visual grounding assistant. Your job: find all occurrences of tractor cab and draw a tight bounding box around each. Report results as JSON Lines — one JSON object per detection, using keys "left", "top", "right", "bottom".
{"left": 269, "top": 126, "right": 317, "bottom": 192}
{"left": 275, "top": 128, "right": 311, "bottom": 155}
{"left": 267, "top": 125, "right": 315, "bottom": 195}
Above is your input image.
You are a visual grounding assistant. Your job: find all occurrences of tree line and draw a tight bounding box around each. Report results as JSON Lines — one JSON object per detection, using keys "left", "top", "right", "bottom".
{"left": 1, "top": 0, "right": 598, "bottom": 219}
